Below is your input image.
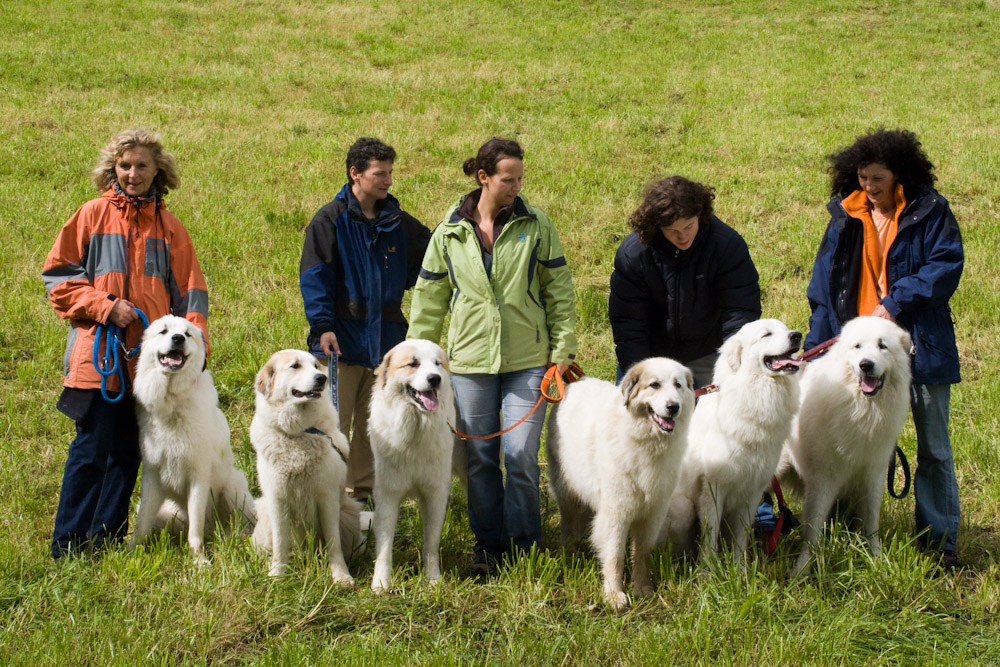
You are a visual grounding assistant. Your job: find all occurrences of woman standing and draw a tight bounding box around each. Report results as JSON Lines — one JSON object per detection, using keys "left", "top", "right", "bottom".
{"left": 806, "top": 129, "right": 964, "bottom": 568}
{"left": 42, "top": 130, "right": 210, "bottom": 560}
{"left": 408, "top": 137, "right": 577, "bottom": 574}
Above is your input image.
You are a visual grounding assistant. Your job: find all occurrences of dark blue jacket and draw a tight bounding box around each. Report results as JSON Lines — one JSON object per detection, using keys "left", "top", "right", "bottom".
{"left": 805, "top": 187, "right": 963, "bottom": 384}
{"left": 609, "top": 216, "right": 762, "bottom": 369}
{"left": 299, "top": 184, "right": 430, "bottom": 368}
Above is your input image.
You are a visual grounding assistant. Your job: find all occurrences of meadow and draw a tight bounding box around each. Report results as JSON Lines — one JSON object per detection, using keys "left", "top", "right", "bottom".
{"left": 2, "top": 0, "right": 1000, "bottom": 663}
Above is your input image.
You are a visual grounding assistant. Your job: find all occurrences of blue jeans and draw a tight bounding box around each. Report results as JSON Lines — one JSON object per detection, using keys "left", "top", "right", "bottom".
{"left": 912, "top": 383, "right": 960, "bottom": 552}
{"left": 51, "top": 391, "right": 141, "bottom": 559}
{"left": 452, "top": 366, "right": 547, "bottom": 557}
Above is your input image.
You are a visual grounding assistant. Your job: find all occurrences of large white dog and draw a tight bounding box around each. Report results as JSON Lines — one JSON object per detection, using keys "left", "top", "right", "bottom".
{"left": 547, "top": 358, "right": 695, "bottom": 611}
{"left": 250, "top": 350, "right": 360, "bottom": 582}
{"left": 132, "top": 315, "right": 256, "bottom": 560}
{"left": 368, "top": 339, "right": 463, "bottom": 592}
{"left": 665, "top": 319, "right": 802, "bottom": 567}
{"left": 777, "top": 316, "right": 913, "bottom": 576}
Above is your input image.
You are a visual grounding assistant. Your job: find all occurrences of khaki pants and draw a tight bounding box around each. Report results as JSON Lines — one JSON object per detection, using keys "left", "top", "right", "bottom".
{"left": 335, "top": 361, "right": 375, "bottom": 501}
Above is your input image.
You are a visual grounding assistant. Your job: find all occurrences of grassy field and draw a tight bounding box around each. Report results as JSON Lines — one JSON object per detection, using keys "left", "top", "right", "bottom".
{"left": 3, "top": 0, "right": 1000, "bottom": 663}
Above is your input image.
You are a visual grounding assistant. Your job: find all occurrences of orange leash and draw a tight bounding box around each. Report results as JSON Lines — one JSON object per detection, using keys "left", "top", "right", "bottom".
{"left": 451, "top": 362, "right": 586, "bottom": 441}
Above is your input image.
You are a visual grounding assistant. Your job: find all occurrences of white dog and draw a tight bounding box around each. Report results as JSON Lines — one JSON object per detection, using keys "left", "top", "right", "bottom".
{"left": 368, "top": 339, "right": 463, "bottom": 592}
{"left": 665, "top": 319, "right": 802, "bottom": 567}
{"left": 132, "top": 315, "right": 256, "bottom": 560}
{"left": 250, "top": 350, "right": 360, "bottom": 582}
{"left": 547, "top": 358, "right": 695, "bottom": 610}
{"left": 777, "top": 316, "right": 913, "bottom": 576}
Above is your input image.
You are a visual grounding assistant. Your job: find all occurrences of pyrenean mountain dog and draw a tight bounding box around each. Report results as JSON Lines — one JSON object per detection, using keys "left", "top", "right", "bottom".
{"left": 665, "top": 319, "right": 802, "bottom": 567}
{"left": 547, "top": 358, "right": 695, "bottom": 611}
{"left": 250, "top": 350, "right": 360, "bottom": 582}
{"left": 777, "top": 316, "right": 913, "bottom": 576}
{"left": 132, "top": 315, "right": 256, "bottom": 561}
{"left": 368, "top": 339, "right": 463, "bottom": 592}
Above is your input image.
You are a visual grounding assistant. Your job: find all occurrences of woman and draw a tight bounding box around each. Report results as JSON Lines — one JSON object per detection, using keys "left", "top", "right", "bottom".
{"left": 609, "top": 176, "right": 761, "bottom": 387}
{"left": 42, "top": 129, "right": 210, "bottom": 560}
{"left": 806, "top": 129, "right": 964, "bottom": 568}
{"left": 408, "top": 137, "right": 577, "bottom": 574}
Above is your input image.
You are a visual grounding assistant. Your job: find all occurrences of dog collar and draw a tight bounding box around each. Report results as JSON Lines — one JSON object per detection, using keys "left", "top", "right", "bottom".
{"left": 304, "top": 427, "right": 348, "bottom": 465}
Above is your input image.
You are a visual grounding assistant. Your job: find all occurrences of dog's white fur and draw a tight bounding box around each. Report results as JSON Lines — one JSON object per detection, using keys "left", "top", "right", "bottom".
{"left": 250, "top": 350, "right": 360, "bottom": 582}
{"left": 665, "top": 319, "right": 802, "bottom": 567}
{"left": 548, "top": 358, "right": 695, "bottom": 610}
{"left": 368, "top": 339, "right": 462, "bottom": 592}
{"left": 132, "top": 315, "right": 255, "bottom": 560}
{"left": 777, "top": 316, "right": 913, "bottom": 576}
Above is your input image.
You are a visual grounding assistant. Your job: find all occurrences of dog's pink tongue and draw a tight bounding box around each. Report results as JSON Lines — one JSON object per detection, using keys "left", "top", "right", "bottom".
{"left": 651, "top": 413, "right": 674, "bottom": 432}
{"left": 419, "top": 390, "right": 439, "bottom": 411}
{"left": 159, "top": 351, "right": 183, "bottom": 368}
{"left": 773, "top": 356, "right": 803, "bottom": 369}
{"left": 861, "top": 375, "right": 881, "bottom": 393}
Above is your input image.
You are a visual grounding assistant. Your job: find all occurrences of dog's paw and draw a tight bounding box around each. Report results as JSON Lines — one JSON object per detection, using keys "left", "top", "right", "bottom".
{"left": 603, "top": 586, "right": 629, "bottom": 612}
{"left": 633, "top": 579, "right": 655, "bottom": 599}
{"left": 268, "top": 562, "right": 288, "bottom": 577}
{"left": 193, "top": 553, "right": 210, "bottom": 568}
{"left": 371, "top": 576, "right": 391, "bottom": 593}
{"left": 331, "top": 571, "right": 354, "bottom": 586}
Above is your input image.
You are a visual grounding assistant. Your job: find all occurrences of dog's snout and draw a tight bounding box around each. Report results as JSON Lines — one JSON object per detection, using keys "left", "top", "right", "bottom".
{"left": 789, "top": 331, "right": 802, "bottom": 348}
{"left": 665, "top": 401, "right": 679, "bottom": 417}
{"left": 859, "top": 359, "right": 875, "bottom": 374}
{"left": 427, "top": 373, "right": 441, "bottom": 388}
{"left": 171, "top": 333, "right": 185, "bottom": 346}
{"left": 313, "top": 373, "right": 327, "bottom": 389}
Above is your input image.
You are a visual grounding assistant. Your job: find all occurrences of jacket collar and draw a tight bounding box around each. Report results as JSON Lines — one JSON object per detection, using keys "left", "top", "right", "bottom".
{"left": 446, "top": 190, "right": 534, "bottom": 228}
{"left": 831, "top": 187, "right": 937, "bottom": 231}
{"left": 335, "top": 182, "right": 402, "bottom": 225}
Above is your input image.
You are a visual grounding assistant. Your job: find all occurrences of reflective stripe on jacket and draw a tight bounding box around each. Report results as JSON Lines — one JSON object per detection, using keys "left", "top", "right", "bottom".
{"left": 42, "top": 188, "right": 209, "bottom": 391}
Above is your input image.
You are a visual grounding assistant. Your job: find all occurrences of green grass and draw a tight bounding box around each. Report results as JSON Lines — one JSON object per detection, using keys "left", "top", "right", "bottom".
{"left": 3, "top": 0, "right": 1000, "bottom": 663}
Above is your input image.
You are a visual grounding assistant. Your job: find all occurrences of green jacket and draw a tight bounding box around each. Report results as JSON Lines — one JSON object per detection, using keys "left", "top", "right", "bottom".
{"left": 408, "top": 194, "right": 577, "bottom": 374}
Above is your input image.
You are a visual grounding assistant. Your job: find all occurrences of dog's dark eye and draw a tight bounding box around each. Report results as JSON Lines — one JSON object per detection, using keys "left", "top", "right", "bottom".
{"left": 761, "top": 331, "right": 772, "bottom": 338}
{"left": 854, "top": 343, "right": 862, "bottom": 349}
{"left": 878, "top": 340, "right": 887, "bottom": 350}
{"left": 184, "top": 331, "right": 193, "bottom": 338}
{"left": 408, "top": 359, "right": 420, "bottom": 368}
{"left": 674, "top": 381, "right": 682, "bottom": 389}
{"left": 649, "top": 381, "right": 661, "bottom": 389}
{"left": 291, "top": 361, "right": 301, "bottom": 369}
{"left": 160, "top": 328, "right": 168, "bottom": 335}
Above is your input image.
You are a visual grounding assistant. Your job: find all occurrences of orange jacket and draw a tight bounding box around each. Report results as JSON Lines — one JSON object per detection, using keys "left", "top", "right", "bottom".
{"left": 42, "top": 188, "right": 209, "bottom": 391}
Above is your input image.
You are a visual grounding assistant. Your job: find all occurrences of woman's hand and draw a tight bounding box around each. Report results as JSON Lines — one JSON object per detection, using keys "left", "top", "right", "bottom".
{"left": 320, "top": 331, "right": 342, "bottom": 358}
{"left": 108, "top": 299, "right": 138, "bottom": 327}
{"left": 872, "top": 304, "right": 896, "bottom": 322}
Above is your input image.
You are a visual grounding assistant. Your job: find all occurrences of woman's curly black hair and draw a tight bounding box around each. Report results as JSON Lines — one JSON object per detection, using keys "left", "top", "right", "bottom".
{"left": 629, "top": 176, "right": 714, "bottom": 245}
{"left": 828, "top": 129, "right": 936, "bottom": 200}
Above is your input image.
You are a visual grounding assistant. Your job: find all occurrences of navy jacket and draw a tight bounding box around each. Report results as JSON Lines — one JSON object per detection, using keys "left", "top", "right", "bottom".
{"left": 299, "top": 184, "right": 430, "bottom": 368}
{"left": 609, "top": 216, "right": 761, "bottom": 369}
{"left": 805, "top": 187, "right": 963, "bottom": 384}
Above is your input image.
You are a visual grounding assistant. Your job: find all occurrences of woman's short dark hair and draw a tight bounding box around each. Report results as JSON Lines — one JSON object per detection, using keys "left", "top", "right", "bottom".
{"left": 629, "top": 176, "right": 715, "bottom": 245}
{"left": 462, "top": 137, "right": 524, "bottom": 182}
{"left": 828, "top": 129, "right": 936, "bottom": 199}
{"left": 346, "top": 137, "right": 396, "bottom": 184}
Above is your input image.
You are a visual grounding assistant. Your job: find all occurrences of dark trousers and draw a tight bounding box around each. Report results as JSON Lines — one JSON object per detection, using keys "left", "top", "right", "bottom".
{"left": 51, "top": 390, "right": 141, "bottom": 560}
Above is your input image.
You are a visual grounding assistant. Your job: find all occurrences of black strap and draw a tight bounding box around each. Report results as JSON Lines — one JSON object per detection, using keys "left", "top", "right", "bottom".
{"left": 304, "top": 427, "right": 349, "bottom": 465}
{"left": 887, "top": 445, "right": 911, "bottom": 499}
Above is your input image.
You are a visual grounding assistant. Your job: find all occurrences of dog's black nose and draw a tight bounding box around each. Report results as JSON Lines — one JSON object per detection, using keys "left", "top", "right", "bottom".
{"left": 313, "top": 373, "right": 327, "bottom": 389}
{"left": 427, "top": 373, "right": 441, "bottom": 388}
{"left": 665, "top": 401, "right": 679, "bottom": 417}
{"left": 171, "top": 334, "right": 185, "bottom": 345}
{"left": 790, "top": 331, "right": 803, "bottom": 348}
{"left": 859, "top": 359, "right": 875, "bottom": 374}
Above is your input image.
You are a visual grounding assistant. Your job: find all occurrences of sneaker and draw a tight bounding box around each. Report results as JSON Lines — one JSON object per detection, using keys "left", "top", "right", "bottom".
{"left": 471, "top": 551, "right": 499, "bottom": 578}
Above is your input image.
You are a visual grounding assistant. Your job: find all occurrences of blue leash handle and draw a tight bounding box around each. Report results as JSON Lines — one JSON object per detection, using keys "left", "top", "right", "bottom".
{"left": 92, "top": 308, "right": 149, "bottom": 402}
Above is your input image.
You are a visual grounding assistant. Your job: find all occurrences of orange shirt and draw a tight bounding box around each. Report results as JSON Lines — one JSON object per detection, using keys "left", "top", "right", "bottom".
{"left": 840, "top": 183, "right": 905, "bottom": 316}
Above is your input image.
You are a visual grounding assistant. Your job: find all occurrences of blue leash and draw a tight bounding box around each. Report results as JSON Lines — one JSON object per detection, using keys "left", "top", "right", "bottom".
{"left": 92, "top": 308, "right": 149, "bottom": 402}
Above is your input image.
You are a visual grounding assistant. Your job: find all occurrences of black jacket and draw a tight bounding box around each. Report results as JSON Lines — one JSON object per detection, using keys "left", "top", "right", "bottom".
{"left": 609, "top": 216, "right": 761, "bottom": 369}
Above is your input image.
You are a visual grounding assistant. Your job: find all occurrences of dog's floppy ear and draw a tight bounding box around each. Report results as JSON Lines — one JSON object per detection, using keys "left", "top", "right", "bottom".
{"left": 255, "top": 357, "right": 276, "bottom": 398}
{"left": 719, "top": 333, "right": 743, "bottom": 376}
{"left": 684, "top": 367, "right": 694, "bottom": 393}
{"left": 620, "top": 363, "right": 643, "bottom": 408}
{"left": 898, "top": 328, "right": 914, "bottom": 358}
{"left": 375, "top": 348, "right": 393, "bottom": 390}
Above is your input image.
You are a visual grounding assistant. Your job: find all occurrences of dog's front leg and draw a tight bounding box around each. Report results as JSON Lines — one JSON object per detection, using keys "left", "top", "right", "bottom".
{"left": 131, "top": 466, "right": 165, "bottom": 548}
{"left": 858, "top": 475, "right": 884, "bottom": 558}
{"left": 371, "top": 487, "right": 401, "bottom": 593}
{"left": 267, "top": 493, "right": 291, "bottom": 577}
{"left": 698, "top": 483, "right": 723, "bottom": 563}
{"left": 630, "top": 516, "right": 660, "bottom": 599}
{"left": 186, "top": 477, "right": 211, "bottom": 563}
{"left": 318, "top": 491, "right": 353, "bottom": 585}
{"left": 792, "top": 484, "right": 836, "bottom": 578}
{"left": 592, "top": 508, "right": 629, "bottom": 611}
{"left": 419, "top": 483, "right": 450, "bottom": 584}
